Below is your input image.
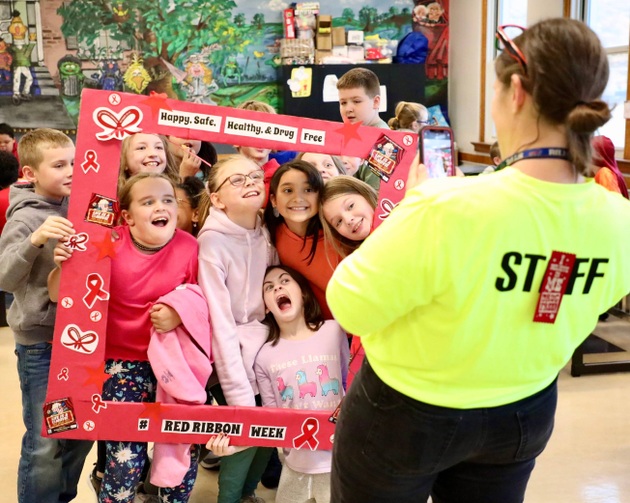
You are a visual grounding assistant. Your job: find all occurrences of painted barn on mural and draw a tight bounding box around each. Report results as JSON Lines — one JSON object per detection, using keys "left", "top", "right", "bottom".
{"left": 0, "top": 0, "right": 449, "bottom": 133}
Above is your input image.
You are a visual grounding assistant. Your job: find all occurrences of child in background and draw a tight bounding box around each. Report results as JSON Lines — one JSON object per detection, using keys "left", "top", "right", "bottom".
{"left": 197, "top": 155, "right": 278, "bottom": 503}
{"left": 209, "top": 265, "right": 349, "bottom": 503}
{"left": 0, "top": 122, "right": 19, "bottom": 160}
{"left": 167, "top": 135, "right": 218, "bottom": 181}
{"left": 387, "top": 101, "right": 430, "bottom": 133}
{"left": 264, "top": 160, "right": 340, "bottom": 319}
{"left": 297, "top": 152, "right": 346, "bottom": 183}
{"left": 235, "top": 100, "right": 281, "bottom": 201}
{"left": 482, "top": 141, "right": 502, "bottom": 174}
{"left": 0, "top": 150, "right": 19, "bottom": 234}
{"left": 339, "top": 155, "right": 361, "bottom": 177}
{"left": 117, "top": 132, "right": 180, "bottom": 192}
{"left": 336, "top": 68, "right": 388, "bottom": 191}
{"left": 591, "top": 135, "right": 628, "bottom": 198}
{"left": 319, "top": 176, "right": 378, "bottom": 258}
{"left": 0, "top": 128, "right": 93, "bottom": 503}
{"left": 49, "top": 173, "right": 204, "bottom": 503}
{"left": 176, "top": 176, "right": 205, "bottom": 236}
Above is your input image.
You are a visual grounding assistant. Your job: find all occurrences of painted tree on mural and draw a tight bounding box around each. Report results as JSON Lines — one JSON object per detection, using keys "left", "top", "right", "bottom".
{"left": 57, "top": 0, "right": 251, "bottom": 93}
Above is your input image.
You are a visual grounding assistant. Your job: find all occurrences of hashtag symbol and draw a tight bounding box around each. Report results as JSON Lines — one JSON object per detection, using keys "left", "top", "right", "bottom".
{"left": 138, "top": 419, "right": 149, "bottom": 430}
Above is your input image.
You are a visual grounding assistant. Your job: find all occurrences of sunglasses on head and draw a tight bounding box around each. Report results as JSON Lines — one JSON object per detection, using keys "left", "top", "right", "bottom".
{"left": 495, "top": 24, "right": 528, "bottom": 74}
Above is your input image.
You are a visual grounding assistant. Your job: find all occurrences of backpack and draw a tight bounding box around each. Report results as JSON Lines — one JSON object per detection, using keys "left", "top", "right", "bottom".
{"left": 393, "top": 32, "right": 429, "bottom": 64}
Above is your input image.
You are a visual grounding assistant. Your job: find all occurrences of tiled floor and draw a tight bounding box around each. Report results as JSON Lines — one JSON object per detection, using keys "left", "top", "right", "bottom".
{"left": 2, "top": 317, "right": 630, "bottom": 503}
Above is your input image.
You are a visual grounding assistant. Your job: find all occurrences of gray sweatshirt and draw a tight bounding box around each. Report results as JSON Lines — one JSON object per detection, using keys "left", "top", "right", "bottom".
{"left": 0, "top": 184, "right": 69, "bottom": 345}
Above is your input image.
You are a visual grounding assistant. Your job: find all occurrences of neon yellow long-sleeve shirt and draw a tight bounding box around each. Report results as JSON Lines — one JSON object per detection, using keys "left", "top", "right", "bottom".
{"left": 327, "top": 168, "right": 630, "bottom": 408}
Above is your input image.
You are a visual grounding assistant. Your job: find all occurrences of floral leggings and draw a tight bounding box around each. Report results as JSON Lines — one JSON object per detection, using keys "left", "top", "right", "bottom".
{"left": 98, "top": 360, "right": 199, "bottom": 503}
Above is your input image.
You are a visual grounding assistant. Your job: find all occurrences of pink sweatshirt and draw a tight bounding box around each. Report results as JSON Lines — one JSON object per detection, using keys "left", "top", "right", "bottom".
{"left": 148, "top": 284, "right": 212, "bottom": 487}
{"left": 197, "top": 207, "right": 278, "bottom": 407}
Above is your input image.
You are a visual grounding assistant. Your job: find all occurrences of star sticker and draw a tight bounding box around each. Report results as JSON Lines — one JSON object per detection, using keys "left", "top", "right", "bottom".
{"left": 92, "top": 230, "right": 119, "bottom": 260}
{"left": 335, "top": 120, "right": 363, "bottom": 147}
{"left": 140, "top": 91, "right": 172, "bottom": 119}
{"left": 82, "top": 361, "right": 109, "bottom": 391}
{"left": 139, "top": 402, "right": 163, "bottom": 423}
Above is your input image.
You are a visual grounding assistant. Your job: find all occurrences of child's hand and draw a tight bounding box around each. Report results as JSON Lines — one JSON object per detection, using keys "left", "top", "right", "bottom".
{"left": 179, "top": 147, "right": 202, "bottom": 178}
{"left": 53, "top": 241, "right": 74, "bottom": 268}
{"left": 31, "top": 216, "right": 74, "bottom": 248}
{"left": 150, "top": 304, "right": 182, "bottom": 333}
{"left": 206, "top": 433, "right": 247, "bottom": 457}
{"left": 406, "top": 152, "right": 429, "bottom": 191}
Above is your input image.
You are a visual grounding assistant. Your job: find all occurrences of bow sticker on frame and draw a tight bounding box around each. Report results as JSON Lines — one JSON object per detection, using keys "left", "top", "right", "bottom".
{"left": 93, "top": 106, "right": 143, "bottom": 141}
{"left": 60, "top": 324, "right": 99, "bottom": 355}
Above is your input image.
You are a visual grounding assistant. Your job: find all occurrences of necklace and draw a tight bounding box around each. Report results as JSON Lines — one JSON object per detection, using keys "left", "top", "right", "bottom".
{"left": 496, "top": 147, "right": 570, "bottom": 171}
{"left": 130, "top": 233, "right": 173, "bottom": 253}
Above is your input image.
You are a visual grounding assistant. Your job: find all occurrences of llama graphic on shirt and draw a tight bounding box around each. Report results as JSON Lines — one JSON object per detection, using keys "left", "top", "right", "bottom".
{"left": 315, "top": 364, "right": 340, "bottom": 396}
{"left": 276, "top": 377, "right": 294, "bottom": 401}
{"left": 296, "top": 370, "right": 317, "bottom": 398}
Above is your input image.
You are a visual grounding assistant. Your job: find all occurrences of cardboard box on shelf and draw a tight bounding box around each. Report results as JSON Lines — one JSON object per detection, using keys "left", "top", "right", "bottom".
{"left": 283, "top": 8, "right": 296, "bottom": 39}
{"left": 347, "top": 30, "right": 364, "bottom": 45}
{"left": 315, "top": 50, "right": 333, "bottom": 64}
{"left": 332, "top": 45, "right": 348, "bottom": 58}
{"left": 332, "top": 27, "right": 346, "bottom": 46}
{"left": 316, "top": 14, "right": 332, "bottom": 50}
{"left": 347, "top": 44, "right": 365, "bottom": 62}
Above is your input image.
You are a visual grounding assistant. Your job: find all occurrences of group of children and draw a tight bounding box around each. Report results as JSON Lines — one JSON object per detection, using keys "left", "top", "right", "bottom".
{"left": 0, "top": 67, "right": 397, "bottom": 503}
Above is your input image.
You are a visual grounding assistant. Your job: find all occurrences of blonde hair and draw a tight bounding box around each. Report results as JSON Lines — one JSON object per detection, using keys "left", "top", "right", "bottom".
{"left": 197, "top": 190, "right": 212, "bottom": 228}
{"left": 296, "top": 152, "right": 347, "bottom": 176}
{"left": 118, "top": 172, "right": 176, "bottom": 212}
{"left": 236, "top": 100, "right": 277, "bottom": 114}
{"left": 117, "top": 133, "right": 180, "bottom": 194}
{"left": 18, "top": 128, "right": 73, "bottom": 171}
{"left": 319, "top": 175, "right": 378, "bottom": 258}
{"left": 388, "top": 101, "right": 428, "bottom": 130}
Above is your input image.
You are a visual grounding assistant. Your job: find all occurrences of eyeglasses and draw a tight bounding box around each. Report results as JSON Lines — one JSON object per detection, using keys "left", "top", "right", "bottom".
{"left": 418, "top": 118, "right": 438, "bottom": 126}
{"left": 215, "top": 170, "right": 265, "bottom": 192}
{"left": 495, "top": 24, "right": 528, "bottom": 74}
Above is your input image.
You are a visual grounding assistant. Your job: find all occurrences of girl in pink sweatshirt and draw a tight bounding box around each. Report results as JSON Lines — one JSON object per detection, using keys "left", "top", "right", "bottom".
{"left": 208, "top": 265, "right": 349, "bottom": 503}
{"left": 197, "top": 154, "right": 278, "bottom": 503}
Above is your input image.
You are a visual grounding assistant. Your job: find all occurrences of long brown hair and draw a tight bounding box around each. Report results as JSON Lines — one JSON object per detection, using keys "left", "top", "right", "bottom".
{"left": 262, "top": 265, "right": 324, "bottom": 346}
{"left": 319, "top": 175, "right": 378, "bottom": 258}
{"left": 494, "top": 18, "right": 610, "bottom": 175}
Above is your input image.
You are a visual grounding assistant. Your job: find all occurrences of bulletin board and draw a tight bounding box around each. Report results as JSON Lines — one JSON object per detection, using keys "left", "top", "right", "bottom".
{"left": 43, "top": 89, "right": 417, "bottom": 449}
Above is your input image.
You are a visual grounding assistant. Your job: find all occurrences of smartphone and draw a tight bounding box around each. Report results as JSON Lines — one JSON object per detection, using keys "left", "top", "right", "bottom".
{"left": 419, "top": 126, "right": 456, "bottom": 177}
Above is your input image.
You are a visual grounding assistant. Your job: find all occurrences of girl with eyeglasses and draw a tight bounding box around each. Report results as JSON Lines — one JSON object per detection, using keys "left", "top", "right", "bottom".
{"left": 327, "top": 18, "right": 630, "bottom": 503}
{"left": 197, "top": 154, "right": 278, "bottom": 503}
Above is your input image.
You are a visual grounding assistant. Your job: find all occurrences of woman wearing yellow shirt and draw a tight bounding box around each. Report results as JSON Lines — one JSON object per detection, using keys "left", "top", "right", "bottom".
{"left": 327, "top": 18, "right": 630, "bottom": 503}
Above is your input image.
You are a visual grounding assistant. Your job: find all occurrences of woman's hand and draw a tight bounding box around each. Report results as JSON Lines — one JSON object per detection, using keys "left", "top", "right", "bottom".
{"left": 406, "top": 152, "right": 430, "bottom": 191}
{"left": 179, "top": 147, "right": 202, "bottom": 178}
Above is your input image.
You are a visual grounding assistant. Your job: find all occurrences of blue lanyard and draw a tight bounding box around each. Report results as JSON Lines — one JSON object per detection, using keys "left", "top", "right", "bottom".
{"left": 496, "top": 148, "right": 570, "bottom": 171}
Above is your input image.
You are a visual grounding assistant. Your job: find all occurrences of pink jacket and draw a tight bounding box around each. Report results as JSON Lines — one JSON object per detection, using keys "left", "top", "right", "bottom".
{"left": 148, "top": 284, "right": 212, "bottom": 488}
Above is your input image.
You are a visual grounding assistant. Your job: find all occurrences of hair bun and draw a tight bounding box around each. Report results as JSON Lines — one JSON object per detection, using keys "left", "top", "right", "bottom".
{"left": 566, "top": 100, "right": 612, "bottom": 134}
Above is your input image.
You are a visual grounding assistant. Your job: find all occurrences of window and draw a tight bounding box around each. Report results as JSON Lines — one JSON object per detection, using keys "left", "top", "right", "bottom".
{"left": 581, "top": 0, "right": 629, "bottom": 149}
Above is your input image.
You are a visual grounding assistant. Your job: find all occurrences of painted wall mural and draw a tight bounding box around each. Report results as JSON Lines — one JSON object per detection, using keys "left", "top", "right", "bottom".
{"left": 0, "top": 0, "right": 449, "bottom": 132}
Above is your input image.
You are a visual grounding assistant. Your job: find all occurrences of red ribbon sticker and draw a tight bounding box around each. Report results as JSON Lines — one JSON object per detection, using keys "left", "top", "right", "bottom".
{"left": 91, "top": 394, "right": 107, "bottom": 414}
{"left": 292, "top": 417, "right": 320, "bottom": 450}
{"left": 83, "top": 273, "right": 110, "bottom": 309}
{"left": 377, "top": 198, "right": 397, "bottom": 221}
{"left": 65, "top": 233, "right": 89, "bottom": 252}
{"left": 81, "top": 150, "right": 100, "bottom": 174}
{"left": 533, "top": 251, "right": 576, "bottom": 323}
{"left": 93, "top": 106, "right": 143, "bottom": 141}
{"left": 58, "top": 367, "right": 69, "bottom": 381}
{"left": 60, "top": 324, "right": 99, "bottom": 354}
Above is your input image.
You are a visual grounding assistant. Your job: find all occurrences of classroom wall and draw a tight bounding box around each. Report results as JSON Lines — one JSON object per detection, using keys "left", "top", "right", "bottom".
{"left": 449, "top": 0, "right": 565, "bottom": 159}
